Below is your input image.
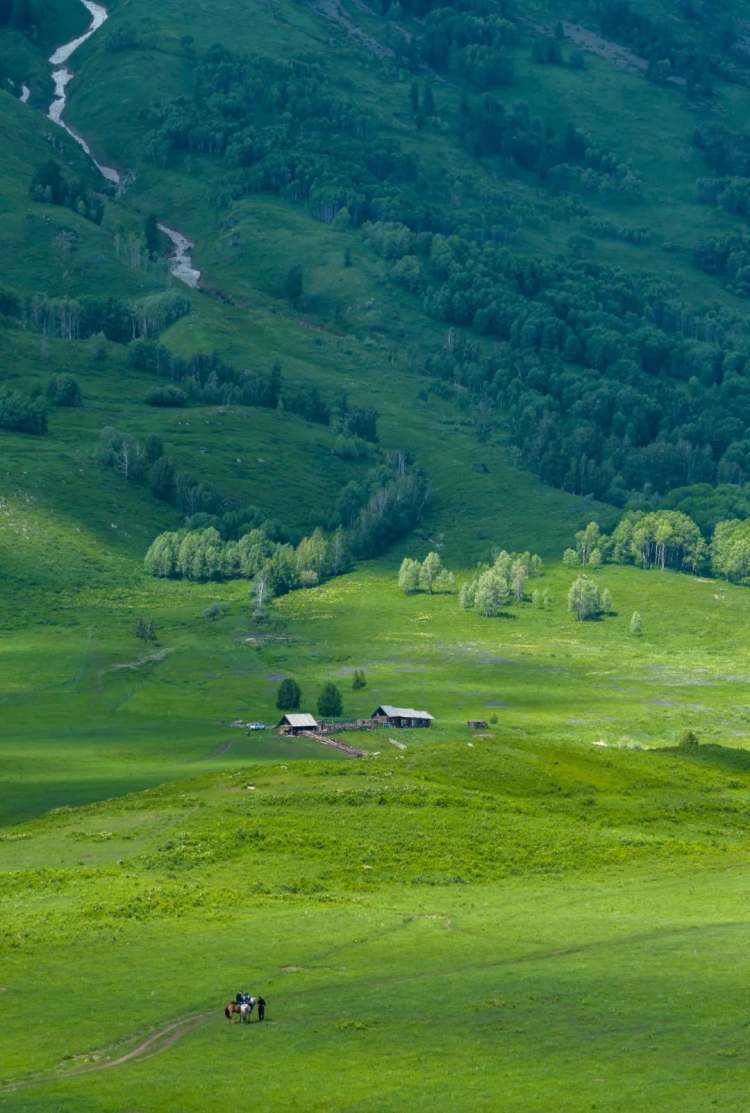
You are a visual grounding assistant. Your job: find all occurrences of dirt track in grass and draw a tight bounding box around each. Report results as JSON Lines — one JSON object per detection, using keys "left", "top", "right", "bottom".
{"left": 0, "top": 1010, "right": 212, "bottom": 1095}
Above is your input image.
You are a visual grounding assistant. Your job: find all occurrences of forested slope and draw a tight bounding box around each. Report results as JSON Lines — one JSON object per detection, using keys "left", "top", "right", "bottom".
{"left": 58, "top": 0, "right": 750, "bottom": 509}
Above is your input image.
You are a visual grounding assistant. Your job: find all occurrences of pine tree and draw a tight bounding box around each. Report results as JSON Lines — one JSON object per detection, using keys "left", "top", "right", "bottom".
{"left": 352, "top": 669, "right": 366, "bottom": 690}
{"left": 277, "top": 678, "right": 301, "bottom": 710}
{"left": 135, "top": 618, "right": 157, "bottom": 642}
{"left": 629, "top": 611, "right": 642, "bottom": 636}
{"left": 678, "top": 729, "right": 699, "bottom": 752}
{"left": 318, "top": 682, "right": 343, "bottom": 718}
{"left": 283, "top": 265, "right": 303, "bottom": 304}
{"left": 144, "top": 214, "right": 160, "bottom": 258}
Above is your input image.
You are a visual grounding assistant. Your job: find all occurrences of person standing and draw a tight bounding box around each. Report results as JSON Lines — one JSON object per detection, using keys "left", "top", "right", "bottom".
{"left": 257, "top": 996, "right": 266, "bottom": 1022}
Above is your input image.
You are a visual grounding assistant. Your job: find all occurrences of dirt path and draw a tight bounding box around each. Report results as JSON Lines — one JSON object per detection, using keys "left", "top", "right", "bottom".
{"left": 97, "top": 647, "right": 173, "bottom": 681}
{"left": 307, "top": 0, "right": 393, "bottom": 59}
{"left": 301, "top": 730, "right": 368, "bottom": 757}
{"left": 526, "top": 17, "right": 686, "bottom": 86}
{"left": 562, "top": 21, "right": 648, "bottom": 75}
{"left": 0, "top": 1011, "right": 212, "bottom": 1095}
{"left": 207, "top": 739, "right": 234, "bottom": 758}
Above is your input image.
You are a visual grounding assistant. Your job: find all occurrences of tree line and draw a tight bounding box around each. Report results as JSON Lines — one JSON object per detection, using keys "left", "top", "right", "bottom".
{"left": 127, "top": 340, "right": 378, "bottom": 436}
{"left": 143, "top": 452, "right": 430, "bottom": 590}
{"left": 398, "top": 551, "right": 456, "bottom": 595}
{"left": 565, "top": 512, "right": 750, "bottom": 585}
{"left": 0, "top": 286, "right": 190, "bottom": 343}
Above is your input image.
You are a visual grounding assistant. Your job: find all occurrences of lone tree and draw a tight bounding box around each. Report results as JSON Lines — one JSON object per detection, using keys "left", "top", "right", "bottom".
{"left": 567, "top": 576, "right": 600, "bottom": 621}
{"left": 135, "top": 617, "right": 157, "bottom": 642}
{"left": 601, "top": 588, "right": 613, "bottom": 615}
{"left": 475, "top": 570, "right": 509, "bottom": 617}
{"left": 251, "top": 572, "right": 273, "bottom": 622}
{"left": 629, "top": 611, "right": 642, "bottom": 636}
{"left": 318, "top": 682, "right": 342, "bottom": 718}
{"left": 678, "top": 729, "right": 700, "bottom": 753}
{"left": 47, "top": 373, "right": 82, "bottom": 407}
{"left": 352, "top": 669, "right": 366, "bottom": 690}
{"left": 277, "top": 678, "right": 301, "bottom": 711}
{"left": 144, "top": 214, "right": 160, "bottom": 259}
{"left": 283, "top": 264, "right": 304, "bottom": 305}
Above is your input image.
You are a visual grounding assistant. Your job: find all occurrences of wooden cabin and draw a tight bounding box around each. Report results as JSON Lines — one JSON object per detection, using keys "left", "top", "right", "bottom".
{"left": 277, "top": 713, "right": 319, "bottom": 736}
{"left": 372, "top": 705, "right": 434, "bottom": 729}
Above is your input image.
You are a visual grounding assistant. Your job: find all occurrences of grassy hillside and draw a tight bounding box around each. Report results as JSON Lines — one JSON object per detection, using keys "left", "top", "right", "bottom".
{"left": 3, "top": 742, "right": 750, "bottom": 1110}
{"left": 4, "top": 543, "right": 750, "bottom": 826}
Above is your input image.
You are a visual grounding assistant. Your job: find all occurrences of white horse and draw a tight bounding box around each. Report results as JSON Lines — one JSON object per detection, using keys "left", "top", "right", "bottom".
{"left": 225, "top": 997, "right": 257, "bottom": 1023}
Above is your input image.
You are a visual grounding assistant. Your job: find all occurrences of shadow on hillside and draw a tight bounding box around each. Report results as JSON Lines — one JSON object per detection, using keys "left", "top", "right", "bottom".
{"left": 655, "top": 743, "right": 750, "bottom": 773}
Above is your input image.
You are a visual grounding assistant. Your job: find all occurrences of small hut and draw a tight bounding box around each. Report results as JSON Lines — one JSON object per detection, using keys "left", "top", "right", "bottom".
{"left": 372, "top": 705, "right": 434, "bottom": 729}
{"left": 468, "top": 720, "right": 489, "bottom": 730}
{"left": 277, "top": 713, "right": 319, "bottom": 736}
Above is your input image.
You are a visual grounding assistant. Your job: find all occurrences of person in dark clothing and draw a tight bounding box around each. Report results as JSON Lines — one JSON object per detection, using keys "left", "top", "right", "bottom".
{"left": 235, "top": 992, "right": 244, "bottom": 1005}
{"left": 257, "top": 996, "right": 266, "bottom": 1021}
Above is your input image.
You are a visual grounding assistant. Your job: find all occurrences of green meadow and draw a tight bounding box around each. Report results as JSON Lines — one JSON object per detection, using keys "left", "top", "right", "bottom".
{"left": 4, "top": 743, "right": 750, "bottom": 1112}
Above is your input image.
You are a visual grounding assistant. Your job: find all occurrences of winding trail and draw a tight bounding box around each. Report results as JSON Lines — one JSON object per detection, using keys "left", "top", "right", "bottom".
{"left": 44, "top": 0, "right": 201, "bottom": 285}
{"left": 0, "top": 1011, "right": 212, "bottom": 1095}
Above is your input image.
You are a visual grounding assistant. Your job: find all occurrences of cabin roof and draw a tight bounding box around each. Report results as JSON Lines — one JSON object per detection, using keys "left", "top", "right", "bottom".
{"left": 374, "top": 705, "right": 434, "bottom": 720}
{"left": 278, "top": 713, "right": 319, "bottom": 728}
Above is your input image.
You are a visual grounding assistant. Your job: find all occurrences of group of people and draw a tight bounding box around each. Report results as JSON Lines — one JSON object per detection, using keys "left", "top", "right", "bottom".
{"left": 235, "top": 992, "right": 266, "bottom": 1021}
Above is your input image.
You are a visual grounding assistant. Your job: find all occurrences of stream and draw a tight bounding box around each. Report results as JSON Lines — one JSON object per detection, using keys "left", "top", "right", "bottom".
{"left": 43, "top": 0, "right": 200, "bottom": 286}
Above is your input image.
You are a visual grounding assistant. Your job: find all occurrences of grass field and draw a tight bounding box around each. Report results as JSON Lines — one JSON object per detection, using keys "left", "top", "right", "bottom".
{"left": 4, "top": 743, "right": 750, "bottom": 1111}
{"left": 4, "top": 544, "right": 750, "bottom": 826}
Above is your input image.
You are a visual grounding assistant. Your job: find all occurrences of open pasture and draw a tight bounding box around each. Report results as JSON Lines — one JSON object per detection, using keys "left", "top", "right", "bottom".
{"left": 3, "top": 745, "right": 750, "bottom": 1112}
{"left": 3, "top": 544, "right": 750, "bottom": 824}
